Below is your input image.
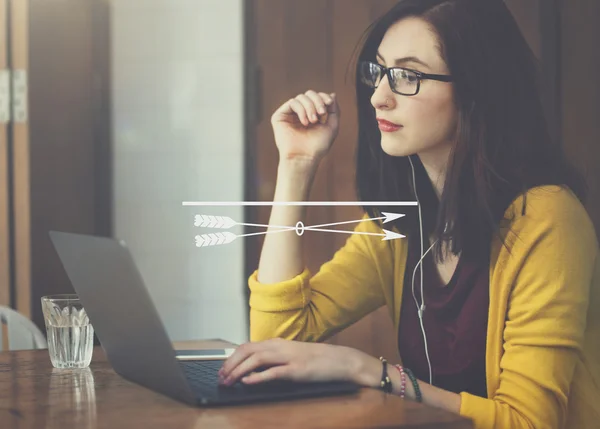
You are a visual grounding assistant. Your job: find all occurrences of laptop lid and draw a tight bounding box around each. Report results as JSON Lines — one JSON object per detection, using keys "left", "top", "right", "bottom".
{"left": 49, "top": 230, "right": 195, "bottom": 404}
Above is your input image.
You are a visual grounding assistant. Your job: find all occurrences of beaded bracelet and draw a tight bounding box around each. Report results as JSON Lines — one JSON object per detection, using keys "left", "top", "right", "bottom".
{"left": 378, "top": 357, "right": 393, "bottom": 393}
{"left": 403, "top": 367, "right": 422, "bottom": 402}
{"left": 393, "top": 364, "right": 406, "bottom": 399}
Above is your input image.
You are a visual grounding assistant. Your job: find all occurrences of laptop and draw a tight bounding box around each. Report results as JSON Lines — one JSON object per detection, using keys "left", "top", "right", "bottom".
{"left": 48, "top": 231, "right": 360, "bottom": 406}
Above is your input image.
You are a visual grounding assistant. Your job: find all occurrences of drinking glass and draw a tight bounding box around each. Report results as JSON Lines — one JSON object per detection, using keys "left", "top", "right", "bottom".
{"left": 41, "top": 294, "right": 94, "bottom": 369}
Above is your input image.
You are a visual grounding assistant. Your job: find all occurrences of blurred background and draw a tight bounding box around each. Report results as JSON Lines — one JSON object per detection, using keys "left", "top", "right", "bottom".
{"left": 1, "top": 0, "right": 598, "bottom": 360}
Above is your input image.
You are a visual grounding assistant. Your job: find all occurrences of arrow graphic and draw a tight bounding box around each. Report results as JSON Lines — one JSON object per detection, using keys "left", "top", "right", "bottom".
{"left": 194, "top": 215, "right": 293, "bottom": 230}
{"left": 306, "top": 212, "right": 405, "bottom": 229}
{"left": 188, "top": 202, "right": 412, "bottom": 248}
{"left": 195, "top": 228, "right": 293, "bottom": 247}
{"left": 193, "top": 212, "right": 406, "bottom": 248}
{"left": 194, "top": 215, "right": 237, "bottom": 229}
{"left": 195, "top": 232, "right": 237, "bottom": 247}
{"left": 194, "top": 228, "right": 403, "bottom": 247}
{"left": 194, "top": 212, "right": 405, "bottom": 230}
{"left": 299, "top": 228, "right": 405, "bottom": 241}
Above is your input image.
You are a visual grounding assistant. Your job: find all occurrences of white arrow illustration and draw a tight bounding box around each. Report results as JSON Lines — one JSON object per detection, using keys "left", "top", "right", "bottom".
{"left": 301, "top": 228, "right": 405, "bottom": 240}
{"left": 194, "top": 213, "right": 404, "bottom": 230}
{"left": 194, "top": 215, "right": 237, "bottom": 229}
{"left": 195, "top": 232, "right": 237, "bottom": 247}
{"left": 307, "top": 212, "right": 404, "bottom": 229}
{"left": 194, "top": 215, "right": 295, "bottom": 230}
{"left": 195, "top": 228, "right": 404, "bottom": 247}
{"left": 193, "top": 213, "right": 406, "bottom": 247}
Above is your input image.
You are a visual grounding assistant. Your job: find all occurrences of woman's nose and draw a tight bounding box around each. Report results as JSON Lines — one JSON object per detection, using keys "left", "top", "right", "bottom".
{"left": 370, "top": 75, "right": 396, "bottom": 110}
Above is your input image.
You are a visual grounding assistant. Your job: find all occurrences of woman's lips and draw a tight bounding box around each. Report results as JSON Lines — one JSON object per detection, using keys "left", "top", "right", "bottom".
{"left": 377, "top": 119, "right": 403, "bottom": 132}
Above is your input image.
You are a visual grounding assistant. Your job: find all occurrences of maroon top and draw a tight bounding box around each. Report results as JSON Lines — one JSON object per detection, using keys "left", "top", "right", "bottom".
{"left": 397, "top": 236, "right": 489, "bottom": 397}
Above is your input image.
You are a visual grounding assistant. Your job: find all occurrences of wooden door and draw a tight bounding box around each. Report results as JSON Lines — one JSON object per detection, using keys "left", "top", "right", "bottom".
{"left": 9, "top": 0, "right": 31, "bottom": 319}
{"left": 0, "top": 0, "right": 111, "bottom": 329}
{"left": 0, "top": 0, "right": 10, "bottom": 310}
{"left": 25, "top": 0, "right": 111, "bottom": 329}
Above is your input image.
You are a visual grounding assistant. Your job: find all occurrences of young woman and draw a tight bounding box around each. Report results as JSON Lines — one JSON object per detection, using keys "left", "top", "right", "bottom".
{"left": 218, "top": 0, "right": 600, "bottom": 427}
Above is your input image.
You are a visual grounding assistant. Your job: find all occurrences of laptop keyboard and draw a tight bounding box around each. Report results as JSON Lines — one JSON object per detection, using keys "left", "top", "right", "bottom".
{"left": 179, "top": 359, "right": 359, "bottom": 403}
{"left": 180, "top": 360, "right": 291, "bottom": 392}
{"left": 180, "top": 360, "right": 223, "bottom": 386}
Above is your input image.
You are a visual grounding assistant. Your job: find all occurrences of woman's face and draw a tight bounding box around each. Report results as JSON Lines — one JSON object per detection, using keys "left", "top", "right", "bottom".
{"left": 371, "top": 17, "right": 458, "bottom": 163}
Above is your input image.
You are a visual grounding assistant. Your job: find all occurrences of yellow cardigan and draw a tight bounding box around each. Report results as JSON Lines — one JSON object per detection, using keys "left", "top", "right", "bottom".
{"left": 248, "top": 185, "right": 600, "bottom": 429}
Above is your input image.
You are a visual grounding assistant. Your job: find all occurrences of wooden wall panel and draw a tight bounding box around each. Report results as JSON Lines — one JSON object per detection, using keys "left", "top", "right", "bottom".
{"left": 10, "top": 0, "right": 31, "bottom": 319}
{"left": 250, "top": 0, "right": 400, "bottom": 360}
{"left": 0, "top": 0, "right": 111, "bottom": 328}
{"left": 252, "top": 0, "right": 336, "bottom": 279}
{"left": 27, "top": 0, "right": 108, "bottom": 329}
{"left": 0, "top": 0, "right": 10, "bottom": 309}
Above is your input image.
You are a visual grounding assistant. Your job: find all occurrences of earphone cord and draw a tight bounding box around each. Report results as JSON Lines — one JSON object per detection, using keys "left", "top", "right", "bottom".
{"left": 408, "top": 156, "right": 437, "bottom": 386}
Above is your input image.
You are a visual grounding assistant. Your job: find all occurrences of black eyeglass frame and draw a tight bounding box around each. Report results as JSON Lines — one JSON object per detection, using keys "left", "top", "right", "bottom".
{"left": 359, "top": 60, "right": 453, "bottom": 96}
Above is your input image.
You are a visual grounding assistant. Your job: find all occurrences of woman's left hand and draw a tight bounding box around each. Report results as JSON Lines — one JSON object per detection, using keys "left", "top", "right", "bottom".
{"left": 217, "top": 338, "right": 378, "bottom": 386}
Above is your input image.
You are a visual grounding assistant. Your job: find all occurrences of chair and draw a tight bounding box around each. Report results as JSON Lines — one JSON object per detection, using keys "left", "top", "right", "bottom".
{"left": 0, "top": 306, "right": 48, "bottom": 351}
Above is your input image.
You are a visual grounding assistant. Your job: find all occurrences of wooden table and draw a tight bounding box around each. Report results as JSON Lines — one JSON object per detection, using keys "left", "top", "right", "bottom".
{"left": 0, "top": 340, "right": 473, "bottom": 429}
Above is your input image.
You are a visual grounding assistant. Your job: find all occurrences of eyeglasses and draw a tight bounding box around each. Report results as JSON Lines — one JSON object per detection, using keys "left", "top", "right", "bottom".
{"left": 358, "top": 60, "right": 453, "bottom": 96}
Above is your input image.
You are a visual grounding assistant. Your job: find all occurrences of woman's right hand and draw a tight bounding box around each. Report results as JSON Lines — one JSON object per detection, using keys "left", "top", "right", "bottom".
{"left": 271, "top": 90, "right": 341, "bottom": 164}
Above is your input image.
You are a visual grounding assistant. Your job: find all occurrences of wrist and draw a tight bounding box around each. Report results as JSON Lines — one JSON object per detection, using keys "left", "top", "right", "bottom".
{"left": 274, "top": 159, "right": 319, "bottom": 202}
{"left": 278, "top": 157, "right": 321, "bottom": 177}
{"left": 347, "top": 349, "right": 382, "bottom": 388}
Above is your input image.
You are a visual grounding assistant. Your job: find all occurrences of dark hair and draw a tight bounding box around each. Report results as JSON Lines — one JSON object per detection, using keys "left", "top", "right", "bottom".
{"left": 354, "top": 0, "right": 586, "bottom": 261}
